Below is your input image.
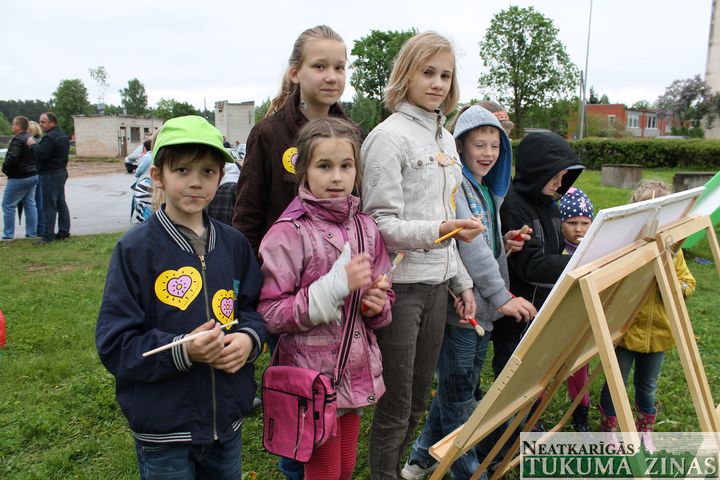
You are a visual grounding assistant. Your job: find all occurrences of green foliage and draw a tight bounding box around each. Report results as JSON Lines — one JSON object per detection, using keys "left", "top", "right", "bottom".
{"left": 350, "top": 28, "right": 417, "bottom": 118}
{"left": 119, "top": 78, "right": 148, "bottom": 116}
{"left": 254, "top": 98, "right": 270, "bottom": 123}
{"left": 0, "top": 113, "right": 12, "bottom": 134}
{"left": 570, "top": 138, "right": 720, "bottom": 169}
{"left": 0, "top": 99, "right": 50, "bottom": 124}
{"left": 479, "top": 6, "right": 579, "bottom": 137}
{"left": 347, "top": 93, "right": 381, "bottom": 135}
{"left": 523, "top": 98, "right": 577, "bottom": 136}
{"left": 88, "top": 66, "right": 110, "bottom": 105}
{"left": 51, "top": 79, "right": 92, "bottom": 136}
{"left": 154, "top": 98, "right": 199, "bottom": 121}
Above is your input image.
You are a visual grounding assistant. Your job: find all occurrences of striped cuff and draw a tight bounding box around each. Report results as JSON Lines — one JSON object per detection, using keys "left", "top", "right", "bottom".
{"left": 171, "top": 335, "right": 192, "bottom": 372}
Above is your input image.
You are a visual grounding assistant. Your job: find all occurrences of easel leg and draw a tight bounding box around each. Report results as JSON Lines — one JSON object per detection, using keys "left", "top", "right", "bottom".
{"left": 580, "top": 276, "right": 637, "bottom": 434}
{"left": 654, "top": 249, "right": 720, "bottom": 431}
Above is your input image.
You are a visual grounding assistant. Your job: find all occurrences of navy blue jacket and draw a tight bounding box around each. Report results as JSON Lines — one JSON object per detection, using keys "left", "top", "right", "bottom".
{"left": 31, "top": 126, "right": 69, "bottom": 173}
{"left": 96, "top": 208, "right": 266, "bottom": 444}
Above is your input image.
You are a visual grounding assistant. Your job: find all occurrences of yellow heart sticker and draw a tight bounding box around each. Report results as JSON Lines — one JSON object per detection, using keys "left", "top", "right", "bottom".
{"left": 282, "top": 147, "right": 298, "bottom": 174}
{"left": 154, "top": 267, "right": 202, "bottom": 311}
{"left": 212, "top": 289, "right": 235, "bottom": 327}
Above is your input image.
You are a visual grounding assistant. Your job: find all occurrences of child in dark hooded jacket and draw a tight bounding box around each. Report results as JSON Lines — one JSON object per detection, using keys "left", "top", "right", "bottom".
{"left": 493, "top": 132, "right": 584, "bottom": 373}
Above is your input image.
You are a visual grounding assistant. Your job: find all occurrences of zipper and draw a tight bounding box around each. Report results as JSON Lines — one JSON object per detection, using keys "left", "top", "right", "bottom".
{"left": 199, "top": 254, "right": 218, "bottom": 441}
{"left": 436, "top": 110, "right": 451, "bottom": 280}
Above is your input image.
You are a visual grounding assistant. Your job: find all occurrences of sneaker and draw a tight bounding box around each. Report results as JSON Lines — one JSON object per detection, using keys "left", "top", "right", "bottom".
{"left": 401, "top": 458, "right": 437, "bottom": 480}
{"left": 55, "top": 232, "right": 71, "bottom": 240}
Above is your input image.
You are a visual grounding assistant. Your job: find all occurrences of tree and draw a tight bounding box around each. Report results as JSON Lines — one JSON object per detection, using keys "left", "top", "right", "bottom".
{"left": 351, "top": 28, "right": 416, "bottom": 118}
{"left": 524, "top": 98, "right": 577, "bottom": 136}
{"left": 0, "top": 99, "right": 50, "bottom": 124}
{"left": 88, "top": 65, "right": 110, "bottom": 108}
{"left": 478, "top": 6, "right": 579, "bottom": 137}
{"left": 599, "top": 94, "right": 610, "bottom": 104}
{"left": 52, "top": 79, "right": 92, "bottom": 135}
{"left": 254, "top": 98, "right": 271, "bottom": 123}
{"left": 348, "top": 93, "right": 382, "bottom": 135}
{"left": 588, "top": 87, "right": 599, "bottom": 104}
{"left": 0, "top": 114, "right": 12, "bottom": 135}
{"left": 656, "top": 75, "right": 712, "bottom": 134}
{"left": 154, "top": 98, "right": 199, "bottom": 121}
{"left": 631, "top": 100, "right": 652, "bottom": 110}
{"left": 120, "top": 78, "right": 149, "bottom": 116}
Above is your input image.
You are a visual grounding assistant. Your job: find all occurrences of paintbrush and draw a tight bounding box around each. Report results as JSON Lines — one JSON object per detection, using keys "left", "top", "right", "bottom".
{"left": 447, "top": 289, "right": 485, "bottom": 336}
{"left": 361, "top": 252, "right": 406, "bottom": 313}
{"left": 142, "top": 320, "right": 239, "bottom": 357}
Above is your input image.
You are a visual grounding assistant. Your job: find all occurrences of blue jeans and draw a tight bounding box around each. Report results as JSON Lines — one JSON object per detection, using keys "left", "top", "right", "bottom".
{"left": 475, "top": 335, "right": 522, "bottom": 475}
{"left": 35, "top": 175, "right": 44, "bottom": 237}
{"left": 40, "top": 170, "right": 70, "bottom": 241}
{"left": 134, "top": 433, "right": 242, "bottom": 480}
{"left": 2, "top": 175, "right": 38, "bottom": 238}
{"left": 599, "top": 347, "right": 665, "bottom": 415}
{"left": 410, "top": 323, "right": 491, "bottom": 480}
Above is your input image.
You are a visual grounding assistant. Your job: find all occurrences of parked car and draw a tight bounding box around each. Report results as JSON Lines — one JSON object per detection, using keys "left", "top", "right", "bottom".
{"left": 124, "top": 145, "right": 144, "bottom": 173}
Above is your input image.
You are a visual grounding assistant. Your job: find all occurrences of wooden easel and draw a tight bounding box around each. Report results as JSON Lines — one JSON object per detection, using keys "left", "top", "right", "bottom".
{"left": 429, "top": 214, "right": 720, "bottom": 480}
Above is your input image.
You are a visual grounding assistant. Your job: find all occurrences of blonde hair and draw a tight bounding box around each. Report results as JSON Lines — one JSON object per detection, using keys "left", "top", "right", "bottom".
{"left": 28, "top": 121, "right": 42, "bottom": 138}
{"left": 384, "top": 31, "right": 459, "bottom": 115}
{"left": 478, "top": 100, "right": 514, "bottom": 135}
{"left": 267, "top": 25, "right": 345, "bottom": 117}
{"left": 295, "top": 117, "right": 362, "bottom": 196}
{"left": 632, "top": 180, "right": 671, "bottom": 203}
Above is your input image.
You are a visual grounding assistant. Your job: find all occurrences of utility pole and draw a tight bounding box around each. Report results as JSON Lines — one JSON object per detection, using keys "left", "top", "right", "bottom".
{"left": 578, "top": 0, "right": 594, "bottom": 140}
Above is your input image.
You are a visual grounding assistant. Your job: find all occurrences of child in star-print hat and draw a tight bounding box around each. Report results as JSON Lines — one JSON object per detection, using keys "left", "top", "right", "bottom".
{"left": 559, "top": 186, "right": 595, "bottom": 432}
{"left": 560, "top": 186, "right": 594, "bottom": 256}
{"left": 559, "top": 187, "right": 594, "bottom": 256}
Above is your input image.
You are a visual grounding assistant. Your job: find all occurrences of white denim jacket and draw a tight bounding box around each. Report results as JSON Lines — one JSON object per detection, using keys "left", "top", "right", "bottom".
{"left": 361, "top": 102, "right": 472, "bottom": 291}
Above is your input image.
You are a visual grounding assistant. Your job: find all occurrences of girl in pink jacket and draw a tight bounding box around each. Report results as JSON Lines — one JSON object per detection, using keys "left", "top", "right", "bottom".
{"left": 258, "top": 117, "right": 395, "bottom": 480}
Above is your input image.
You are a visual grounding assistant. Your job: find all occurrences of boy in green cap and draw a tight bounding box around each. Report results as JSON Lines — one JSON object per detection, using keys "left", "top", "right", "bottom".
{"left": 96, "top": 115, "right": 266, "bottom": 479}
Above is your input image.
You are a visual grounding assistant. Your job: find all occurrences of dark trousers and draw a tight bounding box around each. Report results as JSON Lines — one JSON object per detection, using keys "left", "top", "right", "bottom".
{"left": 369, "top": 281, "right": 449, "bottom": 479}
{"left": 40, "top": 170, "right": 70, "bottom": 241}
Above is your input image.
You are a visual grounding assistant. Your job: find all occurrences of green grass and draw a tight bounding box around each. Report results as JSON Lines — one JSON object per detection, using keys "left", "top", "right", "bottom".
{"left": 0, "top": 169, "right": 718, "bottom": 478}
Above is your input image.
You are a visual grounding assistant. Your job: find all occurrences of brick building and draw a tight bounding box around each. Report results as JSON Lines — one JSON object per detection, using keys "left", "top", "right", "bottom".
{"left": 73, "top": 115, "right": 163, "bottom": 158}
{"left": 585, "top": 104, "right": 668, "bottom": 137}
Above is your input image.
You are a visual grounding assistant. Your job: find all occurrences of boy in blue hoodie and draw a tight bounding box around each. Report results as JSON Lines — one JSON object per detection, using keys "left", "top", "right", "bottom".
{"left": 96, "top": 115, "right": 266, "bottom": 479}
{"left": 402, "top": 106, "right": 536, "bottom": 480}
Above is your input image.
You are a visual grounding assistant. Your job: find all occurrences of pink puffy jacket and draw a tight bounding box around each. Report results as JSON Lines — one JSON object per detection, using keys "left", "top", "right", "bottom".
{"left": 258, "top": 187, "right": 395, "bottom": 409}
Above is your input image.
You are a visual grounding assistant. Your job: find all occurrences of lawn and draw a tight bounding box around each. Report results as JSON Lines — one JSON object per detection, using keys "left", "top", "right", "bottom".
{"left": 0, "top": 168, "right": 718, "bottom": 479}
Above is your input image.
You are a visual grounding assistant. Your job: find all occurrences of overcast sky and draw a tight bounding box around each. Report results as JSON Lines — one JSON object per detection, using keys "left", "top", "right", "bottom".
{"left": 2, "top": 0, "right": 713, "bottom": 112}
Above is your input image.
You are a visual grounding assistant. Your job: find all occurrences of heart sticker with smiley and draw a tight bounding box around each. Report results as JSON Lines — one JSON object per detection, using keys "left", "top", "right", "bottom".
{"left": 154, "top": 267, "right": 202, "bottom": 311}
{"left": 212, "top": 289, "right": 235, "bottom": 327}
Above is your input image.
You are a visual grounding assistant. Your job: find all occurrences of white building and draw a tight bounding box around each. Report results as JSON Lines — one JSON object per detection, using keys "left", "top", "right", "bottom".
{"left": 73, "top": 115, "right": 162, "bottom": 158}
{"left": 214, "top": 100, "right": 255, "bottom": 146}
{"left": 705, "top": 0, "right": 720, "bottom": 138}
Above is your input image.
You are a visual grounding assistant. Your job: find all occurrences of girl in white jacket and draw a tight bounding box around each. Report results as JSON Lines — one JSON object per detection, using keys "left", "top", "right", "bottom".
{"left": 361, "top": 31, "right": 484, "bottom": 479}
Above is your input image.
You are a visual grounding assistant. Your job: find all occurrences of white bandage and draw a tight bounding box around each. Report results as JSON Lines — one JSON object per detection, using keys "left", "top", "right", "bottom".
{"left": 308, "top": 242, "right": 351, "bottom": 325}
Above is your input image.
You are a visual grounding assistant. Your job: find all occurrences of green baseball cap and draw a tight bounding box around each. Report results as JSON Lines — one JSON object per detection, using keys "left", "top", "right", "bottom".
{"left": 152, "top": 115, "right": 234, "bottom": 164}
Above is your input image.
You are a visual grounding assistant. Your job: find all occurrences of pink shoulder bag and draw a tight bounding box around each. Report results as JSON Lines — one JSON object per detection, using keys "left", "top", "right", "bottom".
{"left": 262, "top": 216, "right": 365, "bottom": 463}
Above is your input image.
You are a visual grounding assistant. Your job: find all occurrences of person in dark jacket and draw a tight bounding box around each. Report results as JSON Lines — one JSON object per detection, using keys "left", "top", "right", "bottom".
{"left": 96, "top": 115, "right": 266, "bottom": 479}
{"left": 232, "top": 25, "right": 359, "bottom": 257}
{"left": 2, "top": 116, "right": 38, "bottom": 239}
{"left": 27, "top": 112, "right": 70, "bottom": 243}
{"left": 493, "top": 132, "right": 584, "bottom": 371}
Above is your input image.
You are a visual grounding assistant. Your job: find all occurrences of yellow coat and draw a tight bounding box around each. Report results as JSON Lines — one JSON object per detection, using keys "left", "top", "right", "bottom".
{"left": 618, "top": 249, "right": 696, "bottom": 353}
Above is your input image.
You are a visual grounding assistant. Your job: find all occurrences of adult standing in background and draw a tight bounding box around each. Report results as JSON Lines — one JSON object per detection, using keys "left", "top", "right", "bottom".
{"left": 27, "top": 112, "right": 70, "bottom": 244}
{"left": 28, "top": 121, "right": 44, "bottom": 236}
{"left": 2, "top": 116, "right": 38, "bottom": 239}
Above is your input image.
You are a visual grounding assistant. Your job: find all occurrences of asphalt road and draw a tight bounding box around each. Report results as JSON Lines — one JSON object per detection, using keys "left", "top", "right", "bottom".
{"left": 1, "top": 173, "right": 134, "bottom": 239}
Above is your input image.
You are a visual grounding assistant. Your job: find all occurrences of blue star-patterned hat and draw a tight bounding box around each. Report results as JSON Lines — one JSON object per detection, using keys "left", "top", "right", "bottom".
{"left": 559, "top": 187, "right": 594, "bottom": 221}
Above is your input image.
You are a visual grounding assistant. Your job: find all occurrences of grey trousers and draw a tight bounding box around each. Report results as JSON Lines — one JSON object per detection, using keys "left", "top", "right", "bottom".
{"left": 369, "top": 281, "right": 450, "bottom": 479}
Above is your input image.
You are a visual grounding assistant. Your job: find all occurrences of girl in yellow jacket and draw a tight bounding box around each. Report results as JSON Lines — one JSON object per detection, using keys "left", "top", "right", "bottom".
{"left": 598, "top": 180, "right": 696, "bottom": 435}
